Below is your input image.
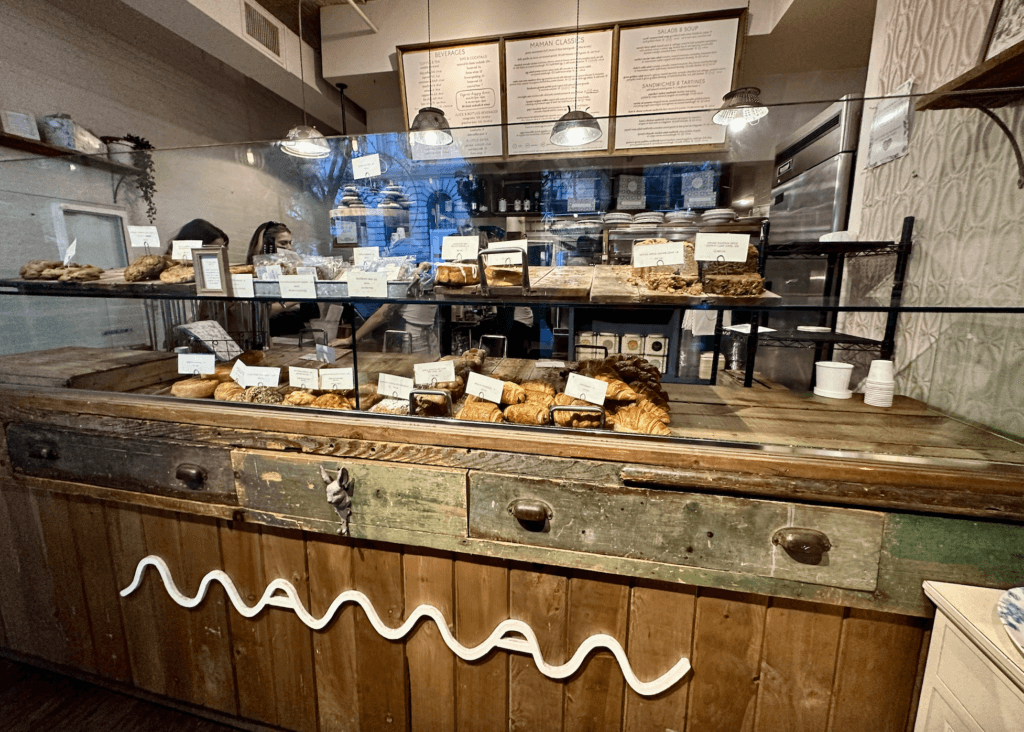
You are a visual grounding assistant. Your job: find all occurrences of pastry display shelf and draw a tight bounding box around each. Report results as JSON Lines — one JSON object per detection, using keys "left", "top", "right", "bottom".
{"left": 0, "top": 131, "right": 144, "bottom": 177}
{"left": 755, "top": 329, "right": 885, "bottom": 352}
{"left": 766, "top": 239, "right": 905, "bottom": 259}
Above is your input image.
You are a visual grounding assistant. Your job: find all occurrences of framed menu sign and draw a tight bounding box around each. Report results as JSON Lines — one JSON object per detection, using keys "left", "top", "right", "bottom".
{"left": 400, "top": 42, "right": 504, "bottom": 160}
{"left": 504, "top": 29, "right": 613, "bottom": 156}
{"left": 615, "top": 17, "right": 741, "bottom": 151}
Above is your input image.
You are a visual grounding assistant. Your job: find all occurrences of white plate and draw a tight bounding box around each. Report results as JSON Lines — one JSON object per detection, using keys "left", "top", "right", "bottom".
{"left": 798, "top": 325, "right": 832, "bottom": 332}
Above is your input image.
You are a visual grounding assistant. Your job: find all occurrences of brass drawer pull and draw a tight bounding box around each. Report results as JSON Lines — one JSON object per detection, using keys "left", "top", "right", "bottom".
{"left": 175, "top": 464, "right": 207, "bottom": 488}
{"left": 772, "top": 527, "right": 832, "bottom": 564}
{"left": 508, "top": 499, "right": 552, "bottom": 525}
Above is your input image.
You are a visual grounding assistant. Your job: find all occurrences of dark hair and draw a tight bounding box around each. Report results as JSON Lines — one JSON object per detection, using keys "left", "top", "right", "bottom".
{"left": 246, "top": 221, "right": 291, "bottom": 264}
{"left": 165, "top": 219, "right": 227, "bottom": 254}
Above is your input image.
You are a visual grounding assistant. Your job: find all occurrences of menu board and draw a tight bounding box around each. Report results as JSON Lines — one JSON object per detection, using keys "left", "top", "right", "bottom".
{"left": 615, "top": 18, "right": 739, "bottom": 150}
{"left": 402, "top": 43, "right": 503, "bottom": 160}
{"left": 504, "top": 30, "right": 613, "bottom": 156}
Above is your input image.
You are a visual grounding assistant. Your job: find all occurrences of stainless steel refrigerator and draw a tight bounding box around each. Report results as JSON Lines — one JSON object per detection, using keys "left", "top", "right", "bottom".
{"left": 757, "top": 95, "right": 864, "bottom": 390}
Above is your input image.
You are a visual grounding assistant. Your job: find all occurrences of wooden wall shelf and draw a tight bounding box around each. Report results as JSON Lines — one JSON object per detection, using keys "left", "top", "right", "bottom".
{"left": 0, "top": 131, "right": 143, "bottom": 177}
{"left": 915, "top": 39, "right": 1024, "bottom": 111}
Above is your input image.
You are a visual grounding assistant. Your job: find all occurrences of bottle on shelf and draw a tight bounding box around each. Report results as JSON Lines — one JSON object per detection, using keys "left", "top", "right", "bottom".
{"left": 514, "top": 189, "right": 523, "bottom": 212}
{"left": 523, "top": 184, "right": 532, "bottom": 212}
{"left": 498, "top": 196, "right": 507, "bottom": 213}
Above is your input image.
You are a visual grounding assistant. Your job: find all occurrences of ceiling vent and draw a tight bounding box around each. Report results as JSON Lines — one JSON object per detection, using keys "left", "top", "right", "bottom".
{"left": 241, "top": 1, "right": 285, "bottom": 65}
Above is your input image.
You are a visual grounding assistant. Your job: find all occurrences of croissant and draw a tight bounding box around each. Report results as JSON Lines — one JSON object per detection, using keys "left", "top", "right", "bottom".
{"left": 501, "top": 381, "right": 528, "bottom": 405}
{"left": 312, "top": 393, "right": 352, "bottom": 410}
{"left": 594, "top": 374, "right": 639, "bottom": 401}
{"left": 456, "top": 401, "right": 504, "bottom": 423}
{"left": 630, "top": 382, "right": 670, "bottom": 408}
{"left": 503, "top": 402, "right": 551, "bottom": 425}
{"left": 524, "top": 392, "right": 555, "bottom": 408}
{"left": 552, "top": 393, "right": 603, "bottom": 428}
{"left": 521, "top": 380, "right": 556, "bottom": 397}
{"left": 632, "top": 398, "right": 671, "bottom": 424}
{"left": 611, "top": 405, "right": 671, "bottom": 435}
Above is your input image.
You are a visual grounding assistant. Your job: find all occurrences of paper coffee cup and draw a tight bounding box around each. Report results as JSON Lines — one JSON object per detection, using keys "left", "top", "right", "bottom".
{"left": 815, "top": 361, "right": 854, "bottom": 393}
{"left": 867, "top": 359, "right": 894, "bottom": 382}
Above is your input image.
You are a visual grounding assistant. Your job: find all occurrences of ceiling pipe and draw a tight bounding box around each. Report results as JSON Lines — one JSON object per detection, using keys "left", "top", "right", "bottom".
{"left": 345, "top": 0, "right": 379, "bottom": 33}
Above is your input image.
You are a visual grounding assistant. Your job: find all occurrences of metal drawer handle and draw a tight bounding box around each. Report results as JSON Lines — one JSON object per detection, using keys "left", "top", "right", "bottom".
{"left": 31, "top": 446, "right": 59, "bottom": 461}
{"left": 772, "top": 527, "right": 832, "bottom": 564}
{"left": 508, "top": 499, "right": 552, "bottom": 524}
{"left": 175, "top": 464, "right": 207, "bottom": 488}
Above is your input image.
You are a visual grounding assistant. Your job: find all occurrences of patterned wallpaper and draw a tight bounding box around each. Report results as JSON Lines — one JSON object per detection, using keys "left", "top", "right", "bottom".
{"left": 841, "top": 0, "right": 1024, "bottom": 438}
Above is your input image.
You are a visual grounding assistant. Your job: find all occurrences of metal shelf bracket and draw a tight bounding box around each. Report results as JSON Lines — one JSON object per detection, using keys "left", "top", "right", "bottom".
{"left": 973, "top": 103, "right": 1024, "bottom": 189}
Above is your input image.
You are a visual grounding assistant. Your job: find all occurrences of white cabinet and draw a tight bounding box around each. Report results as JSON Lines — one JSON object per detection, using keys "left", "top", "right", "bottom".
{"left": 916, "top": 582, "right": 1024, "bottom": 732}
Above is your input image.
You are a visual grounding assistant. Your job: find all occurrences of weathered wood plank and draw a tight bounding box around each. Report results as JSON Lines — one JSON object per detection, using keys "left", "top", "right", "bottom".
{"left": 404, "top": 547, "right": 456, "bottom": 732}
{"left": 622, "top": 581, "right": 696, "bottom": 732}
{"left": 686, "top": 589, "right": 768, "bottom": 732}
{"left": 32, "top": 491, "right": 96, "bottom": 673}
{"left": 754, "top": 598, "right": 843, "bottom": 732}
{"left": 260, "top": 525, "right": 318, "bottom": 732}
{"left": 590, "top": 265, "right": 639, "bottom": 303}
{"left": 509, "top": 565, "right": 568, "bottom": 732}
{"left": 563, "top": 572, "right": 630, "bottom": 732}
{"left": 455, "top": 555, "right": 509, "bottom": 732}
{"left": 0, "top": 347, "right": 176, "bottom": 390}
{"left": 352, "top": 541, "right": 408, "bottom": 732}
{"left": 825, "top": 609, "right": 928, "bottom": 732}
{"left": 531, "top": 266, "right": 596, "bottom": 298}
{"left": 307, "top": 533, "right": 360, "bottom": 732}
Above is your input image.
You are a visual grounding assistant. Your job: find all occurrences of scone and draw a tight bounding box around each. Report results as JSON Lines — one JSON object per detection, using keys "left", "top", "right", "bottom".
{"left": 124, "top": 255, "right": 168, "bottom": 282}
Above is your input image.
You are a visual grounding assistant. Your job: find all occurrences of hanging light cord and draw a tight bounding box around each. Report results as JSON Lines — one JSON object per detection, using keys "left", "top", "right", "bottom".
{"left": 297, "top": 0, "right": 308, "bottom": 126}
{"left": 573, "top": 0, "right": 580, "bottom": 111}
{"left": 427, "top": 0, "right": 433, "bottom": 108}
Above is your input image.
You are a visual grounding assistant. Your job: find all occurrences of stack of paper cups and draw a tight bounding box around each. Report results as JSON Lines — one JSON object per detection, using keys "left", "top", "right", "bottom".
{"left": 864, "top": 359, "right": 895, "bottom": 407}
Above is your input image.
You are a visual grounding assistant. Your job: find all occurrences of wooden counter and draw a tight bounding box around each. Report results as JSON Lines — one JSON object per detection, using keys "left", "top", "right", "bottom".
{"left": 1, "top": 347, "right": 1023, "bottom": 732}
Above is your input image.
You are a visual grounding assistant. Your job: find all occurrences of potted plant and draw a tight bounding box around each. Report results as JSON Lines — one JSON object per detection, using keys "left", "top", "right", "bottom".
{"left": 104, "top": 134, "right": 157, "bottom": 223}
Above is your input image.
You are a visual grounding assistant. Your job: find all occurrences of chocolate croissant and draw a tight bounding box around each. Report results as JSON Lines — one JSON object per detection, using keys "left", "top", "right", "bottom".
{"left": 611, "top": 405, "right": 671, "bottom": 435}
{"left": 501, "top": 381, "right": 528, "bottom": 405}
{"left": 456, "top": 401, "right": 504, "bottom": 423}
{"left": 521, "top": 380, "right": 556, "bottom": 397}
{"left": 503, "top": 402, "right": 551, "bottom": 425}
{"left": 552, "top": 393, "right": 604, "bottom": 428}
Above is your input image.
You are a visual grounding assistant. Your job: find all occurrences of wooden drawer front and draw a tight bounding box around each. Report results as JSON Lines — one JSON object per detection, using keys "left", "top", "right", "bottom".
{"left": 468, "top": 473, "right": 884, "bottom": 591}
{"left": 6, "top": 422, "right": 235, "bottom": 497}
{"left": 933, "top": 613, "right": 1024, "bottom": 731}
{"left": 232, "top": 450, "right": 467, "bottom": 537}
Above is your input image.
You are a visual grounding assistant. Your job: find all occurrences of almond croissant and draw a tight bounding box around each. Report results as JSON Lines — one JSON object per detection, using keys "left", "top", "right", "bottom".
{"left": 503, "top": 402, "right": 551, "bottom": 425}
{"left": 611, "top": 405, "right": 671, "bottom": 435}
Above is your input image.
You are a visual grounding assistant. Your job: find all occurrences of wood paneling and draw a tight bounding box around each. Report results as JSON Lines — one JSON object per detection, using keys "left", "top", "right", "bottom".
{"left": 455, "top": 555, "right": 508, "bottom": 732}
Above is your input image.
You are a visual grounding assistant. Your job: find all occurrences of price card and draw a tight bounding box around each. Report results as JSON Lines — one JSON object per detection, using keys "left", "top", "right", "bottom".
{"left": 171, "top": 240, "right": 204, "bottom": 261}
{"left": 289, "top": 366, "right": 320, "bottom": 390}
{"left": 62, "top": 238, "right": 77, "bottom": 266}
{"left": 230, "top": 360, "right": 247, "bottom": 384}
{"left": 568, "top": 198, "right": 596, "bottom": 212}
{"left": 482, "top": 240, "right": 527, "bottom": 266}
{"left": 316, "top": 344, "right": 337, "bottom": 363}
{"left": 278, "top": 274, "right": 317, "bottom": 299}
{"left": 240, "top": 365, "right": 281, "bottom": 388}
{"left": 414, "top": 360, "right": 456, "bottom": 386}
{"left": 632, "top": 241, "right": 690, "bottom": 268}
{"left": 378, "top": 373, "right": 414, "bottom": 400}
{"left": 465, "top": 372, "right": 504, "bottom": 403}
{"left": 348, "top": 271, "right": 388, "bottom": 298}
{"left": 535, "top": 360, "right": 566, "bottom": 368}
{"left": 319, "top": 368, "right": 354, "bottom": 391}
{"left": 231, "top": 274, "right": 255, "bottom": 298}
{"left": 694, "top": 233, "right": 749, "bottom": 262}
{"left": 258, "top": 264, "right": 282, "bottom": 282}
{"left": 352, "top": 153, "right": 382, "bottom": 179}
{"left": 296, "top": 266, "right": 318, "bottom": 278}
{"left": 178, "top": 353, "right": 215, "bottom": 375}
{"left": 441, "top": 235, "right": 480, "bottom": 261}
{"left": 353, "top": 247, "right": 379, "bottom": 265}
{"left": 127, "top": 225, "right": 161, "bottom": 249}
{"left": 565, "top": 373, "right": 608, "bottom": 405}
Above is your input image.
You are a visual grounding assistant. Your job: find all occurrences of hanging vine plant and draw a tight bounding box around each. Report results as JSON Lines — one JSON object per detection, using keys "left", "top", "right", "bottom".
{"left": 124, "top": 133, "right": 157, "bottom": 223}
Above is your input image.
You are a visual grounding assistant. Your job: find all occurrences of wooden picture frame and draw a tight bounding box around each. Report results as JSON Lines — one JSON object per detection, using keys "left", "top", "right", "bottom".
{"left": 193, "top": 246, "right": 233, "bottom": 297}
{"left": 982, "top": 0, "right": 1024, "bottom": 62}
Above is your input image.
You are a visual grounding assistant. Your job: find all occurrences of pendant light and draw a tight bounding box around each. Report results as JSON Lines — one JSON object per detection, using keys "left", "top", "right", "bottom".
{"left": 550, "top": 0, "right": 602, "bottom": 147}
{"left": 409, "top": 0, "right": 453, "bottom": 146}
{"left": 283, "top": 0, "right": 330, "bottom": 159}
{"left": 712, "top": 87, "right": 769, "bottom": 132}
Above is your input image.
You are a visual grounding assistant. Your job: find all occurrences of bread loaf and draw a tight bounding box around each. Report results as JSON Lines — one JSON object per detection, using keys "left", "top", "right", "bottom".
{"left": 214, "top": 382, "right": 245, "bottom": 401}
{"left": 369, "top": 398, "right": 410, "bottom": 415}
{"left": 312, "top": 393, "right": 351, "bottom": 410}
{"left": 171, "top": 378, "right": 218, "bottom": 398}
{"left": 243, "top": 386, "right": 284, "bottom": 404}
{"left": 437, "top": 263, "right": 479, "bottom": 286}
{"left": 160, "top": 265, "right": 194, "bottom": 284}
{"left": 283, "top": 390, "right": 317, "bottom": 406}
{"left": 484, "top": 266, "right": 522, "bottom": 286}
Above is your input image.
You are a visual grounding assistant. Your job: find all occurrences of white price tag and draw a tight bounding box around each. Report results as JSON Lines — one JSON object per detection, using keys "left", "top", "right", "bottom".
{"left": 288, "top": 366, "right": 320, "bottom": 390}
{"left": 348, "top": 271, "right": 388, "bottom": 298}
{"left": 414, "top": 360, "right": 456, "bottom": 386}
{"left": 240, "top": 365, "right": 280, "bottom": 388}
{"left": 319, "top": 368, "right": 354, "bottom": 391}
{"left": 535, "top": 360, "right": 566, "bottom": 368}
{"left": 177, "top": 353, "right": 215, "bottom": 375}
{"left": 127, "top": 225, "right": 161, "bottom": 249}
{"left": 278, "top": 274, "right": 317, "bottom": 299}
{"left": 62, "top": 238, "right": 77, "bottom": 267}
{"left": 694, "top": 233, "right": 750, "bottom": 262}
{"left": 565, "top": 373, "right": 608, "bottom": 405}
{"left": 171, "top": 240, "right": 204, "bottom": 261}
{"left": 378, "top": 373, "right": 414, "bottom": 400}
{"left": 316, "top": 344, "right": 337, "bottom": 363}
{"left": 352, "top": 153, "right": 382, "bottom": 179}
{"left": 441, "top": 235, "right": 480, "bottom": 261}
{"left": 231, "top": 274, "right": 255, "bottom": 298}
{"left": 568, "top": 198, "right": 596, "bottom": 212}
{"left": 230, "top": 360, "right": 247, "bottom": 384}
{"left": 482, "top": 241, "right": 527, "bottom": 266}
{"left": 296, "top": 266, "right": 318, "bottom": 278}
{"left": 465, "top": 372, "right": 504, "bottom": 403}
{"left": 353, "top": 247, "right": 379, "bottom": 265}
{"left": 632, "top": 241, "right": 690, "bottom": 268}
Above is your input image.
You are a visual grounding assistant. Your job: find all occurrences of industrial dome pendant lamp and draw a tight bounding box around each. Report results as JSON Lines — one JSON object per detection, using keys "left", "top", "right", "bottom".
{"left": 409, "top": 0, "right": 454, "bottom": 146}
{"left": 712, "top": 87, "right": 769, "bottom": 132}
{"left": 550, "top": 0, "right": 602, "bottom": 147}
{"left": 282, "top": 0, "right": 331, "bottom": 158}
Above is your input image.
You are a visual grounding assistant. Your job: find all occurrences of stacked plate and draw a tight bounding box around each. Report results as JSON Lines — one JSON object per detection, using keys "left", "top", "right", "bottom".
{"left": 339, "top": 185, "right": 365, "bottom": 210}
{"left": 634, "top": 211, "right": 665, "bottom": 225}
{"left": 665, "top": 209, "right": 699, "bottom": 224}
{"left": 603, "top": 212, "right": 633, "bottom": 225}
{"left": 378, "top": 185, "right": 410, "bottom": 210}
{"left": 701, "top": 208, "right": 737, "bottom": 224}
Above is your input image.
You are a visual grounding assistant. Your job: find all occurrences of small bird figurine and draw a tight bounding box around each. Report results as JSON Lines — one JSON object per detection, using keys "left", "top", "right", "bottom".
{"left": 320, "top": 466, "right": 354, "bottom": 536}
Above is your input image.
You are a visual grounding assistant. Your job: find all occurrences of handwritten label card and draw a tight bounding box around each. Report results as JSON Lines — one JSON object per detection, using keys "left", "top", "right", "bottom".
{"left": 482, "top": 241, "right": 527, "bottom": 266}
{"left": 441, "top": 235, "right": 480, "bottom": 262}
{"left": 378, "top": 373, "right": 414, "bottom": 400}
{"left": 278, "top": 274, "right": 317, "bottom": 299}
{"left": 352, "top": 153, "right": 382, "bottom": 180}
{"left": 230, "top": 360, "right": 247, "bottom": 384}
{"left": 632, "top": 241, "right": 690, "bottom": 268}
{"left": 240, "top": 365, "right": 281, "bottom": 388}
{"left": 353, "top": 247, "right": 379, "bottom": 265}
{"left": 231, "top": 274, "right": 255, "bottom": 298}
{"left": 289, "top": 366, "right": 320, "bottom": 390}
{"left": 694, "top": 233, "right": 749, "bottom": 262}
{"left": 128, "top": 225, "right": 161, "bottom": 249}
{"left": 565, "top": 373, "right": 608, "bottom": 405}
{"left": 320, "top": 368, "right": 354, "bottom": 391}
{"left": 198, "top": 255, "right": 223, "bottom": 290}
{"left": 171, "top": 240, "right": 204, "bottom": 261}
{"left": 465, "top": 372, "right": 504, "bottom": 403}
{"left": 414, "top": 360, "right": 456, "bottom": 386}
{"left": 178, "top": 353, "right": 215, "bottom": 375}
{"left": 348, "top": 271, "right": 388, "bottom": 298}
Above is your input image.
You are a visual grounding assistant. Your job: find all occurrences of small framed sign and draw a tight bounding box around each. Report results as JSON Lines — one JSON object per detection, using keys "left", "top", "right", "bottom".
{"left": 982, "top": 0, "right": 1024, "bottom": 62}
{"left": 193, "top": 247, "right": 233, "bottom": 297}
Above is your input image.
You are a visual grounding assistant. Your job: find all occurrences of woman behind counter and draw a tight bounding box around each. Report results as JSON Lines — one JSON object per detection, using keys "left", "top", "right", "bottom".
{"left": 164, "top": 219, "right": 228, "bottom": 254}
{"left": 246, "top": 220, "right": 320, "bottom": 336}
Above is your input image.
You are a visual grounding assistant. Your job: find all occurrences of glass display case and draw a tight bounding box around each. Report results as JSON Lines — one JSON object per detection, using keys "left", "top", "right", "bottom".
{"left": 1, "top": 94, "right": 1022, "bottom": 474}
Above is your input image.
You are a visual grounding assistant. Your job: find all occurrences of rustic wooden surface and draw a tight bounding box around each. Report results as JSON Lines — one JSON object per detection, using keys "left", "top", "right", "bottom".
{"left": 530, "top": 266, "right": 596, "bottom": 299}
{"left": 0, "top": 347, "right": 176, "bottom": 390}
{"left": 589, "top": 265, "right": 639, "bottom": 304}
